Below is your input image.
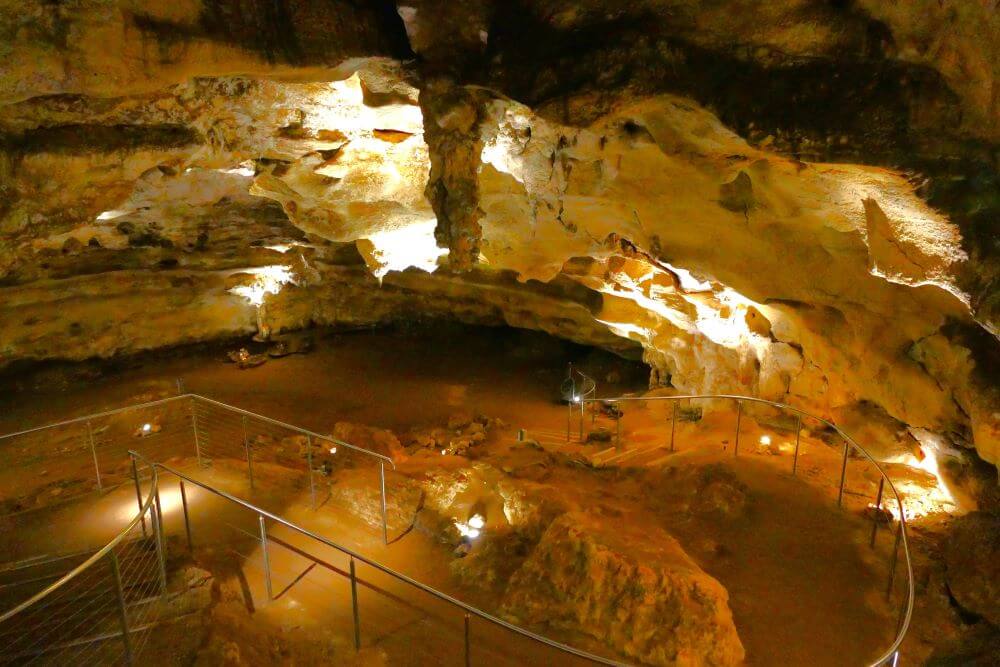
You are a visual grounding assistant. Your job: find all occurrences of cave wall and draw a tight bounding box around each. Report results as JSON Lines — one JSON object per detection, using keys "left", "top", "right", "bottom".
{"left": 0, "top": 1, "right": 997, "bottom": 470}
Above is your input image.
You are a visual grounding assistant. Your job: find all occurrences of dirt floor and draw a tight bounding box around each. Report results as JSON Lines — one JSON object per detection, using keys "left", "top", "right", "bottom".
{"left": 0, "top": 323, "right": 952, "bottom": 666}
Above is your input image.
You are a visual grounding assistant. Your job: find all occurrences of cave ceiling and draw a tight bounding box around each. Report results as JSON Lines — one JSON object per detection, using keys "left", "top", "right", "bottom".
{"left": 0, "top": 0, "right": 998, "bottom": 468}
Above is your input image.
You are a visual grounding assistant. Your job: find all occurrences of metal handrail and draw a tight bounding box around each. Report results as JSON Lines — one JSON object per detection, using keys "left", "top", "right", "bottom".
{"left": 561, "top": 367, "right": 596, "bottom": 402}
{"left": 0, "top": 393, "right": 398, "bottom": 550}
{"left": 0, "top": 390, "right": 400, "bottom": 663}
{"left": 0, "top": 390, "right": 913, "bottom": 665}
{"left": 0, "top": 394, "right": 189, "bottom": 442}
{"left": 189, "top": 394, "right": 396, "bottom": 469}
{"left": 0, "top": 395, "right": 619, "bottom": 664}
{"left": 575, "top": 370, "right": 597, "bottom": 400}
{"left": 130, "top": 451, "right": 626, "bottom": 666}
{"left": 189, "top": 394, "right": 395, "bottom": 543}
{"left": 564, "top": 366, "right": 597, "bottom": 442}
{"left": 582, "top": 392, "right": 915, "bottom": 667}
{"left": 0, "top": 393, "right": 395, "bottom": 470}
{"left": 0, "top": 459, "right": 160, "bottom": 624}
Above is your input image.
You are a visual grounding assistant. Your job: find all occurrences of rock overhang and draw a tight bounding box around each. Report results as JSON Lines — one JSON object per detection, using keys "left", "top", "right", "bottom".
{"left": 0, "top": 0, "right": 997, "bottom": 475}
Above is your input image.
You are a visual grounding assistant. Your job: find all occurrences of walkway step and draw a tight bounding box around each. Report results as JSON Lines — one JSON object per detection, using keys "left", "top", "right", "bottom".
{"left": 586, "top": 447, "right": 619, "bottom": 467}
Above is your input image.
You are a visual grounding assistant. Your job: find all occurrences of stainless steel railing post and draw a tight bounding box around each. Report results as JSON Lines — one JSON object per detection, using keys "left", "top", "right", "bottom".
{"left": 669, "top": 402, "right": 677, "bottom": 452}
{"left": 733, "top": 399, "right": 743, "bottom": 456}
{"left": 886, "top": 520, "right": 902, "bottom": 600}
{"left": 870, "top": 477, "right": 885, "bottom": 548}
{"left": 792, "top": 414, "right": 802, "bottom": 476}
{"left": 191, "top": 397, "right": 204, "bottom": 467}
{"left": 566, "top": 364, "right": 575, "bottom": 445}
{"left": 306, "top": 434, "right": 316, "bottom": 510}
{"left": 130, "top": 455, "right": 147, "bottom": 538}
{"left": 86, "top": 419, "right": 102, "bottom": 492}
{"left": 615, "top": 402, "right": 621, "bottom": 449}
{"left": 895, "top": 585, "right": 908, "bottom": 635}
{"left": 579, "top": 399, "right": 584, "bottom": 441}
{"left": 566, "top": 400, "right": 572, "bottom": 444}
{"left": 350, "top": 556, "right": 361, "bottom": 650}
{"left": 107, "top": 550, "right": 134, "bottom": 666}
{"left": 837, "top": 440, "right": 850, "bottom": 508}
{"left": 259, "top": 515, "right": 273, "bottom": 601}
{"left": 464, "top": 613, "right": 471, "bottom": 667}
{"left": 185, "top": 393, "right": 395, "bottom": 474}
{"left": 242, "top": 415, "right": 254, "bottom": 490}
{"left": 379, "top": 461, "right": 388, "bottom": 545}
{"left": 180, "top": 480, "right": 193, "bottom": 550}
{"left": 153, "top": 489, "right": 168, "bottom": 597}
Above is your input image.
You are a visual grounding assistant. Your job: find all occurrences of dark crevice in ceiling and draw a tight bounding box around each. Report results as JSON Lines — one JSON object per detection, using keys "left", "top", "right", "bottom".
{"left": 3, "top": 124, "right": 201, "bottom": 155}
{"left": 129, "top": 0, "right": 413, "bottom": 66}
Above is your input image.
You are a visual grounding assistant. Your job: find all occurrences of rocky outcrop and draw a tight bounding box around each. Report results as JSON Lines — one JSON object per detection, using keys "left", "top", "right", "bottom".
{"left": 459, "top": 90, "right": 996, "bottom": 465}
{"left": 502, "top": 512, "right": 745, "bottom": 666}
{"left": 926, "top": 623, "right": 1000, "bottom": 667}
{"left": 0, "top": 250, "right": 640, "bottom": 369}
{"left": 326, "top": 466, "right": 424, "bottom": 535}
{"left": 330, "top": 421, "right": 406, "bottom": 462}
{"left": 0, "top": 2, "right": 997, "bottom": 474}
{"left": 0, "top": 63, "right": 439, "bottom": 282}
{"left": 0, "top": 1, "right": 409, "bottom": 105}
{"left": 945, "top": 512, "right": 1000, "bottom": 627}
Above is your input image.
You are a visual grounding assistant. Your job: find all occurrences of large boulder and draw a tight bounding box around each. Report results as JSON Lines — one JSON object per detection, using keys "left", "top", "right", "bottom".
{"left": 927, "top": 623, "right": 1000, "bottom": 667}
{"left": 326, "top": 467, "right": 423, "bottom": 535}
{"left": 645, "top": 464, "right": 751, "bottom": 521}
{"left": 501, "top": 512, "right": 745, "bottom": 666}
{"left": 945, "top": 512, "right": 1000, "bottom": 626}
{"left": 331, "top": 421, "right": 406, "bottom": 462}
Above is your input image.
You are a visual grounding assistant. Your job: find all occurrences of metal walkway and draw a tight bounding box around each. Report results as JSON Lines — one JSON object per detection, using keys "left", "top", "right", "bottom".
{"left": 0, "top": 390, "right": 914, "bottom": 666}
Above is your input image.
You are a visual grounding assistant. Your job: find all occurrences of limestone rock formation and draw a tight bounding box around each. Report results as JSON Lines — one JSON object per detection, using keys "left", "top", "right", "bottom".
{"left": 0, "top": 1, "right": 998, "bottom": 477}
{"left": 944, "top": 512, "right": 1000, "bottom": 627}
{"left": 502, "top": 512, "right": 745, "bottom": 666}
{"left": 326, "top": 466, "right": 424, "bottom": 535}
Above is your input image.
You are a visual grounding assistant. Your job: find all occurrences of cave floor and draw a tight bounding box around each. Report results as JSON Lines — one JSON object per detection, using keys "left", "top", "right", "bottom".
{"left": 0, "top": 325, "right": 921, "bottom": 666}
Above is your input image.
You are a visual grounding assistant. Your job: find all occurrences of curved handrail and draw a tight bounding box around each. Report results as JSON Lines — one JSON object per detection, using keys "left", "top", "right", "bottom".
{"left": 562, "top": 368, "right": 597, "bottom": 403}
{"left": 0, "top": 458, "right": 160, "bottom": 624}
{"left": 0, "top": 391, "right": 912, "bottom": 665}
{"left": 564, "top": 369, "right": 597, "bottom": 442}
{"left": 0, "top": 394, "right": 188, "bottom": 442}
{"left": 582, "top": 392, "right": 914, "bottom": 667}
{"left": 189, "top": 394, "right": 396, "bottom": 470}
{"left": 0, "top": 394, "right": 396, "bottom": 471}
{"left": 130, "top": 451, "right": 626, "bottom": 666}
{"left": 578, "top": 372, "right": 597, "bottom": 401}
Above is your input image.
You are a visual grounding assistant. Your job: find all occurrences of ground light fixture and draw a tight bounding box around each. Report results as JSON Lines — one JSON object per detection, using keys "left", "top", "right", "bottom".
{"left": 455, "top": 514, "right": 486, "bottom": 540}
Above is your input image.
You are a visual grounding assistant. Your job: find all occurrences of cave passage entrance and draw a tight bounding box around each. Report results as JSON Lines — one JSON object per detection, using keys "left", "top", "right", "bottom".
{"left": 0, "top": 322, "right": 651, "bottom": 439}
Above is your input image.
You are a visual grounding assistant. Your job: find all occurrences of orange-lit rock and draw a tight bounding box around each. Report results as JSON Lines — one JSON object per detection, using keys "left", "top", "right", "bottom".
{"left": 502, "top": 512, "right": 745, "bottom": 666}
{"left": 0, "top": 2, "right": 996, "bottom": 474}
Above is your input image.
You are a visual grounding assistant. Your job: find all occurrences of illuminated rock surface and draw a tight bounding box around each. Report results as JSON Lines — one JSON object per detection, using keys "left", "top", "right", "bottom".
{"left": 0, "top": 5, "right": 997, "bottom": 486}
{"left": 1, "top": 6, "right": 997, "bottom": 663}
{"left": 945, "top": 512, "right": 1000, "bottom": 627}
{"left": 502, "top": 512, "right": 745, "bottom": 666}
